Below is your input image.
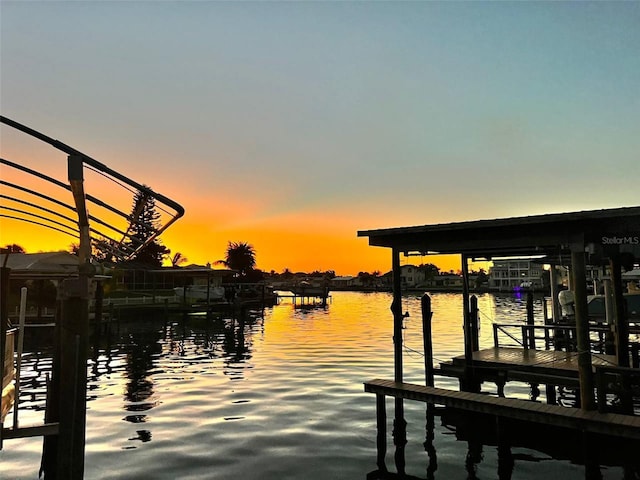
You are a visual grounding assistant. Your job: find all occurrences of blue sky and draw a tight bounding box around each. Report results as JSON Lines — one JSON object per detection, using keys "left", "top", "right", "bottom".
{"left": 1, "top": 1, "right": 639, "bottom": 273}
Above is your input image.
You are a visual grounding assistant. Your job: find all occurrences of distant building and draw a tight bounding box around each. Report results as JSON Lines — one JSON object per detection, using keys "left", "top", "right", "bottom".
{"left": 424, "top": 273, "right": 463, "bottom": 290}
{"left": 379, "top": 265, "right": 465, "bottom": 290}
{"left": 114, "top": 264, "right": 229, "bottom": 292}
{"left": 489, "top": 259, "right": 544, "bottom": 291}
{"left": 399, "top": 265, "right": 425, "bottom": 288}
{"left": 331, "top": 276, "right": 356, "bottom": 289}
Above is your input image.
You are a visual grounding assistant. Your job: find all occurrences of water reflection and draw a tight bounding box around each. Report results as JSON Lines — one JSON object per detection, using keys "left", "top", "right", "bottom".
{"left": 128, "top": 429, "right": 152, "bottom": 443}
{"left": 9, "top": 309, "right": 263, "bottom": 439}
{"left": 369, "top": 405, "right": 640, "bottom": 480}
{"left": 123, "top": 329, "right": 161, "bottom": 408}
{"left": 5, "top": 292, "right": 638, "bottom": 480}
{"left": 423, "top": 404, "right": 437, "bottom": 480}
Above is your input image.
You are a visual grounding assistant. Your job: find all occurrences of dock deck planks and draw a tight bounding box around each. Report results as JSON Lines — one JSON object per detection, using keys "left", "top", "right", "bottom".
{"left": 452, "top": 347, "right": 617, "bottom": 375}
{"left": 364, "top": 379, "right": 640, "bottom": 439}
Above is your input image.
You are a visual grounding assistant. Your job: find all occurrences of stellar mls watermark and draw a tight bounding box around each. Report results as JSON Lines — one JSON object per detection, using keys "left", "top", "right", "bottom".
{"left": 601, "top": 235, "right": 640, "bottom": 245}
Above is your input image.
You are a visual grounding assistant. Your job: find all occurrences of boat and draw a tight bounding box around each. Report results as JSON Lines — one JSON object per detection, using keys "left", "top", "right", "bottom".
{"left": 2, "top": 329, "right": 16, "bottom": 423}
{"left": 173, "top": 285, "right": 225, "bottom": 302}
{"left": 588, "top": 292, "right": 640, "bottom": 322}
{"left": 289, "top": 281, "right": 330, "bottom": 298}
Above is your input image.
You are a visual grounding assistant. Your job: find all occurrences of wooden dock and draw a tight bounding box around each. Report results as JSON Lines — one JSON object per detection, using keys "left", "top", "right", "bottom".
{"left": 364, "top": 379, "right": 640, "bottom": 439}
{"left": 358, "top": 207, "right": 640, "bottom": 476}
{"left": 277, "top": 293, "right": 331, "bottom": 307}
{"left": 440, "top": 346, "right": 618, "bottom": 386}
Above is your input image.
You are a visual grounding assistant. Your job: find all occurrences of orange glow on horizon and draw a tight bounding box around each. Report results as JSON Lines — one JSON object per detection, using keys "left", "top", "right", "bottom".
{"left": 1, "top": 141, "right": 465, "bottom": 275}
{"left": 1, "top": 211, "right": 467, "bottom": 276}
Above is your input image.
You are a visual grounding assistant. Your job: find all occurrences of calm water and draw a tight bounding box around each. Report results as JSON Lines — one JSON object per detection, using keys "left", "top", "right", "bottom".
{"left": 0, "top": 292, "right": 634, "bottom": 479}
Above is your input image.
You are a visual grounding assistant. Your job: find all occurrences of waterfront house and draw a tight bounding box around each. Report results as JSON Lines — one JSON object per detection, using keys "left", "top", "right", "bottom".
{"left": 424, "top": 272, "right": 464, "bottom": 290}
{"left": 112, "top": 264, "right": 228, "bottom": 293}
{"left": 488, "top": 258, "right": 545, "bottom": 291}
{"left": 398, "top": 264, "right": 424, "bottom": 289}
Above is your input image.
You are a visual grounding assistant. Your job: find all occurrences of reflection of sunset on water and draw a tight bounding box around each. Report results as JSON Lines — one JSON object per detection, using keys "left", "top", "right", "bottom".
{"left": 2, "top": 291, "right": 629, "bottom": 478}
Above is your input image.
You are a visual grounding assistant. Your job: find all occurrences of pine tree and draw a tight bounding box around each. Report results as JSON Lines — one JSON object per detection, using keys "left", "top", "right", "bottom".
{"left": 126, "top": 188, "right": 170, "bottom": 267}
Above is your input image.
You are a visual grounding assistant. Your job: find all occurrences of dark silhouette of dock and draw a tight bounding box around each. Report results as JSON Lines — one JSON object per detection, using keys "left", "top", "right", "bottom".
{"left": 359, "top": 206, "right": 640, "bottom": 477}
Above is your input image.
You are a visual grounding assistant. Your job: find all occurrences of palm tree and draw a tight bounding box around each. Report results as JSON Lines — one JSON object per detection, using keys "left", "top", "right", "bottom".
{"left": 217, "top": 241, "right": 256, "bottom": 277}
{"left": 170, "top": 252, "right": 188, "bottom": 267}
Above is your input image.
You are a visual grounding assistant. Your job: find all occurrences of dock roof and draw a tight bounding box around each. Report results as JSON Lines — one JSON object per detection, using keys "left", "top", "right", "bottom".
{"left": 358, "top": 206, "right": 640, "bottom": 260}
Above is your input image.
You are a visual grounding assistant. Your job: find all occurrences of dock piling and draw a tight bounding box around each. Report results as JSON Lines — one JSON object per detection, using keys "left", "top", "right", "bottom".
{"left": 421, "top": 294, "right": 434, "bottom": 387}
{"left": 571, "top": 248, "right": 596, "bottom": 411}
{"left": 610, "top": 253, "right": 629, "bottom": 367}
{"left": 375, "top": 394, "right": 387, "bottom": 472}
{"left": 526, "top": 292, "right": 535, "bottom": 349}
{"left": 390, "top": 248, "right": 406, "bottom": 475}
{"left": 470, "top": 295, "right": 479, "bottom": 352}
{"left": 41, "top": 276, "right": 90, "bottom": 479}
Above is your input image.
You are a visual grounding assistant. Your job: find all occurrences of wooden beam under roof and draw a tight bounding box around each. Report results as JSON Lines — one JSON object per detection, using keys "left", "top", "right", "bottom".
{"left": 358, "top": 206, "right": 640, "bottom": 259}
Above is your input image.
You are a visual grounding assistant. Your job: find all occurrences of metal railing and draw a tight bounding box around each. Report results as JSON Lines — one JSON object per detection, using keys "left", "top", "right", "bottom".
{"left": 90, "top": 295, "right": 179, "bottom": 307}
{"left": 492, "top": 322, "right": 621, "bottom": 352}
{"left": 0, "top": 116, "right": 184, "bottom": 263}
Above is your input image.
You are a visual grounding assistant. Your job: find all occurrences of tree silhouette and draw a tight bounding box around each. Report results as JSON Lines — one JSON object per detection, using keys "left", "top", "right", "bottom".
{"left": 126, "top": 187, "right": 169, "bottom": 267}
{"left": 1, "top": 244, "right": 25, "bottom": 253}
{"left": 217, "top": 241, "right": 256, "bottom": 278}
{"left": 92, "top": 236, "right": 120, "bottom": 264}
{"left": 170, "top": 252, "right": 188, "bottom": 267}
{"left": 474, "top": 268, "right": 489, "bottom": 288}
{"left": 418, "top": 263, "right": 440, "bottom": 280}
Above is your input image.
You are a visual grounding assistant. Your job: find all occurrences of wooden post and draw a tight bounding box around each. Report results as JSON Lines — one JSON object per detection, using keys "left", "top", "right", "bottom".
{"left": 0, "top": 266, "right": 10, "bottom": 450}
{"left": 421, "top": 293, "right": 437, "bottom": 474}
{"left": 391, "top": 249, "right": 404, "bottom": 385}
{"left": 603, "top": 280, "right": 615, "bottom": 355}
{"left": 526, "top": 291, "right": 535, "bottom": 349}
{"left": 375, "top": 394, "right": 387, "bottom": 472}
{"left": 610, "top": 254, "right": 629, "bottom": 367}
{"left": 571, "top": 248, "right": 596, "bottom": 411}
{"left": 461, "top": 254, "right": 478, "bottom": 392}
{"left": 421, "top": 293, "right": 434, "bottom": 387}
{"left": 12, "top": 287, "right": 27, "bottom": 428}
{"left": 390, "top": 248, "right": 406, "bottom": 475}
{"left": 462, "top": 255, "right": 472, "bottom": 367}
{"left": 55, "top": 276, "right": 90, "bottom": 479}
{"left": 470, "top": 295, "right": 479, "bottom": 352}
{"left": 496, "top": 417, "right": 514, "bottom": 480}
{"left": 68, "top": 155, "right": 91, "bottom": 265}
{"left": 41, "top": 284, "right": 64, "bottom": 477}
{"left": 549, "top": 266, "right": 561, "bottom": 324}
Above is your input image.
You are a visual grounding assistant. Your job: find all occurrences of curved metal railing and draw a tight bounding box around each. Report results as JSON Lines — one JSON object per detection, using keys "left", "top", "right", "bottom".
{"left": 0, "top": 115, "right": 184, "bottom": 263}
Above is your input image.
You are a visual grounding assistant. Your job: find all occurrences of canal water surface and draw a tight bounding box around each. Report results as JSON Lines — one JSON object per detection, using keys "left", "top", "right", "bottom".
{"left": 1, "top": 291, "right": 635, "bottom": 479}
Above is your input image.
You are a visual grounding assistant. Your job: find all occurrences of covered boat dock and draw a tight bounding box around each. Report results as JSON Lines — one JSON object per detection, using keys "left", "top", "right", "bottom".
{"left": 358, "top": 206, "right": 640, "bottom": 477}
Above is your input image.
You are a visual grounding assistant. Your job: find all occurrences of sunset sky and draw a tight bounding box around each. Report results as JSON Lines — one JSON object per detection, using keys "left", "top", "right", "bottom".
{"left": 1, "top": 1, "right": 638, "bottom": 275}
